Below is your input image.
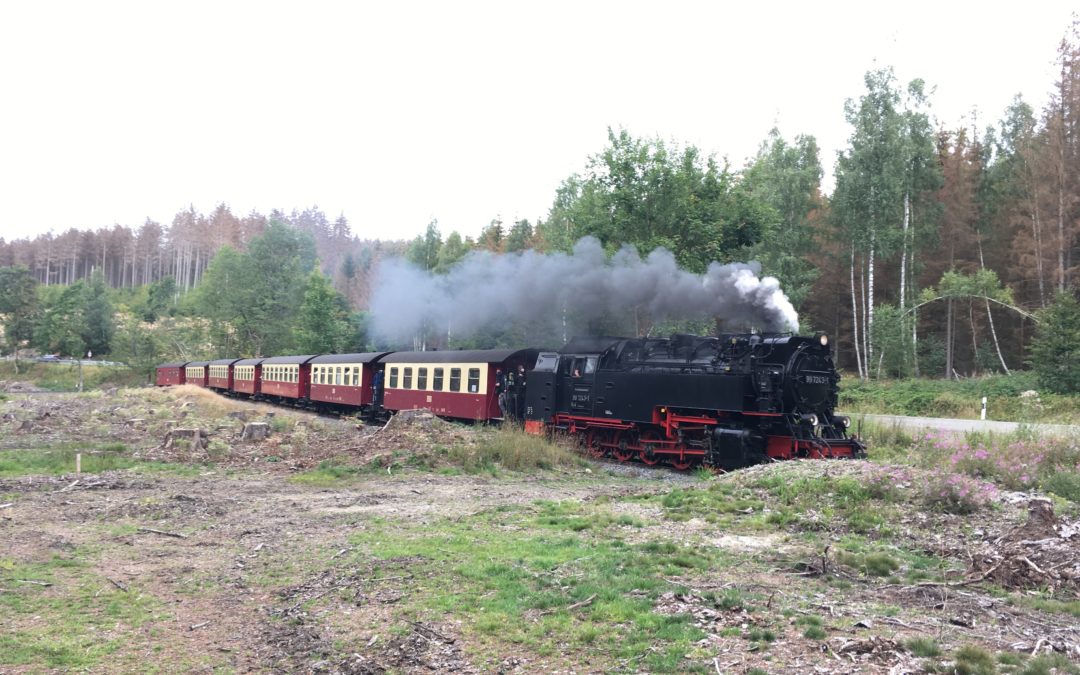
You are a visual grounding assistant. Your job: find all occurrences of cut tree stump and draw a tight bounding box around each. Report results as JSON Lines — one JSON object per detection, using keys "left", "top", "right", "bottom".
{"left": 162, "top": 428, "right": 209, "bottom": 450}
{"left": 241, "top": 422, "right": 270, "bottom": 441}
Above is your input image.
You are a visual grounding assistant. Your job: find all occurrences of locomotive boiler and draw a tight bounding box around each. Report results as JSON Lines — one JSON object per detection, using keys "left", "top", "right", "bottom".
{"left": 523, "top": 333, "right": 865, "bottom": 470}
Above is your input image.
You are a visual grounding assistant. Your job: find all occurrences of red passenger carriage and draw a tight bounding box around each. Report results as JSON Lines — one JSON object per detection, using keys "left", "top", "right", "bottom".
{"left": 184, "top": 361, "right": 210, "bottom": 388}
{"left": 381, "top": 349, "right": 539, "bottom": 421}
{"left": 231, "top": 358, "right": 264, "bottom": 397}
{"left": 308, "top": 352, "right": 390, "bottom": 411}
{"left": 155, "top": 362, "right": 189, "bottom": 386}
{"left": 208, "top": 358, "right": 240, "bottom": 391}
{"left": 258, "top": 355, "right": 315, "bottom": 401}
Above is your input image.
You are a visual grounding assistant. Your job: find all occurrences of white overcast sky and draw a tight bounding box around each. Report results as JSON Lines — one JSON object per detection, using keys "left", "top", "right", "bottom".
{"left": 0, "top": 1, "right": 1075, "bottom": 243}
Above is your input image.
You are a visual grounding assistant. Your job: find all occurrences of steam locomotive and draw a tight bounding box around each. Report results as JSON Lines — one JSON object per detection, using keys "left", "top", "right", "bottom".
{"left": 157, "top": 332, "right": 864, "bottom": 471}
{"left": 524, "top": 333, "right": 865, "bottom": 470}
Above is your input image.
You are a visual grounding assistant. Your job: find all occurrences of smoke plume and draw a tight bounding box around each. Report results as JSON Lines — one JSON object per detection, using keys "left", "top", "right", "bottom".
{"left": 369, "top": 237, "right": 798, "bottom": 344}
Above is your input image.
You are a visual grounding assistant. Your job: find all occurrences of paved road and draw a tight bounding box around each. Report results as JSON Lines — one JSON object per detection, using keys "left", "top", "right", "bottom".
{"left": 847, "top": 412, "right": 1080, "bottom": 436}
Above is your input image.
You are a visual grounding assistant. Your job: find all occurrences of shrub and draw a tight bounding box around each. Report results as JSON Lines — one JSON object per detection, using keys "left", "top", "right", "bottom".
{"left": 921, "top": 473, "right": 998, "bottom": 514}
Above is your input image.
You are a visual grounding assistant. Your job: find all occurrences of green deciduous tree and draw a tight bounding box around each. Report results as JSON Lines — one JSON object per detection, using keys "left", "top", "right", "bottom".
{"left": 406, "top": 220, "right": 442, "bottom": 270}
{"left": 0, "top": 266, "right": 39, "bottom": 372}
{"left": 194, "top": 220, "right": 317, "bottom": 356}
{"left": 434, "top": 231, "right": 469, "bottom": 273}
{"left": 742, "top": 128, "right": 823, "bottom": 312}
{"left": 833, "top": 68, "right": 941, "bottom": 378}
{"left": 294, "top": 270, "right": 353, "bottom": 354}
{"left": 544, "top": 128, "right": 771, "bottom": 273}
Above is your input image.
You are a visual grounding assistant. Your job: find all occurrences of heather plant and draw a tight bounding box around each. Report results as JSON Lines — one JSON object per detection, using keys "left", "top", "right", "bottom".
{"left": 911, "top": 430, "right": 1080, "bottom": 500}
{"left": 920, "top": 473, "right": 998, "bottom": 514}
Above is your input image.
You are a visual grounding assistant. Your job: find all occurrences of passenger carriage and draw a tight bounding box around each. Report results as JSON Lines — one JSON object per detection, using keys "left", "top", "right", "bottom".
{"left": 184, "top": 361, "right": 210, "bottom": 388}
{"left": 380, "top": 349, "right": 539, "bottom": 421}
{"left": 258, "top": 355, "right": 316, "bottom": 401}
{"left": 308, "top": 352, "right": 390, "bottom": 411}
{"left": 231, "top": 358, "right": 264, "bottom": 397}
{"left": 207, "top": 358, "right": 240, "bottom": 391}
{"left": 155, "top": 361, "right": 189, "bottom": 386}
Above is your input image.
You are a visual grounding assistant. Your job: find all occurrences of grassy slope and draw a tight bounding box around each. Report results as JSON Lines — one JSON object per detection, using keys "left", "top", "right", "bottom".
{"left": 839, "top": 371, "right": 1080, "bottom": 424}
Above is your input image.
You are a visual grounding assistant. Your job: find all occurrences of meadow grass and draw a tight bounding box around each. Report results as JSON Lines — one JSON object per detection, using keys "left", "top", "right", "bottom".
{"left": 839, "top": 372, "right": 1080, "bottom": 424}
{"left": 0, "top": 361, "right": 144, "bottom": 392}
{"left": 0, "top": 442, "right": 200, "bottom": 478}
{"left": 0, "top": 554, "right": 165, "bottom": 670}
{"left": 344, "top": 500, "right": 740, "bottom": 672}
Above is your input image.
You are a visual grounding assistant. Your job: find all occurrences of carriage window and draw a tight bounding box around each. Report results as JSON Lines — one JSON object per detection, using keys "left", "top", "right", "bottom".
{"left": 352, "top": 367, "right": 360, "bottom": 386}
{"left": 449, "top": 368, "right": 461, "bottom": 392}
{"left": 468, "top": 368, "right": 480, "bottom": 393}
{"left": 433, "top": 368, "right": 444, "bottom": 391}
{"left": 403, "top": 367, "right": 413, "bottom": 389}
{"left": 344, "top": 367, "right": 351, "bottom": 385}
{"left": 389, "top": 367, "right": 399, "bottom": 388}
{"left": 334, "top": 367, "right": 341, "bottom": 385}
{"left": 417, "top": 367, "right": 428, "bottom": 390}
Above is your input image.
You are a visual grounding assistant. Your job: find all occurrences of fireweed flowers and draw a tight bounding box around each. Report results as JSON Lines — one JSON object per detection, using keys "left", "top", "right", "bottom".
{"left": 863, "top": 464, "right": 998, "bottom": 514}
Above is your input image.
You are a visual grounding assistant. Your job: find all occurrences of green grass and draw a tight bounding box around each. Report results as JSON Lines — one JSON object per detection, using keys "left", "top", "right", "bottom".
{"left": 0, "top": 554, "right": 165, "bottom": 669}
{"left": 446, "top": 427, "right": 588, "bottom": 473}
{"left": 0, "top": 361, "right": 144, "bottom": 392}
{"left": 906, "top": 637, "right": 942, "bottom": 657}
{"left": 343, "top": 500, "right": 741, "bottom": 672}
{"left": 1009, "top": 593, "right": 1080, "bottom": 617}
{"left": 291, "top": 458, "right": 364, "bottom": 486}
{"left": 840, "top": 372, "right": 1080, "bottom": 424}
{"left": 0, "top": 443, "right": 201, "bottom": 478}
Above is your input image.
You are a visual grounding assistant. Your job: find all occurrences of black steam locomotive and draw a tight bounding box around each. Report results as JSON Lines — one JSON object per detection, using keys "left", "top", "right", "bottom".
{"left": 523, "top": 333, "right": 865, "bottom": 470}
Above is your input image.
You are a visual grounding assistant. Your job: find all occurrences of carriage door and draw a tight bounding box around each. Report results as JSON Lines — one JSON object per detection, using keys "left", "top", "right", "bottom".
{"left": 563, "top": 355, "right": 599, "bottom": 415}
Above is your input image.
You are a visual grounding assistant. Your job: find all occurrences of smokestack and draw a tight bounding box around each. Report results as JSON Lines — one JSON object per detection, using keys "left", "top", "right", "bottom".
{"left": 369, "top": 237, "right": 798, "bottom": 345}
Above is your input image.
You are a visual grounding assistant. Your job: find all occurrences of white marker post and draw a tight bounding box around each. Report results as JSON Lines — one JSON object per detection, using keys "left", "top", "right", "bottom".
{"left": 981, "top": 396, "right": 987, "bottom": 421}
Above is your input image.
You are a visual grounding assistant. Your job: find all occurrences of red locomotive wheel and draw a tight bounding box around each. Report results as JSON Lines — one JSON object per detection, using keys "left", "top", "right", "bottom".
{"left": 670, "top": 458, "right": 693, "bottom": 471}
{"left": 612, "top": 433, "right": 634, "bottom": 462}
{"left": 585, "top": 429, "right": 607, "bottom": 459}
{"left": 639, "top": 430, "right": 661, "bottom": 466}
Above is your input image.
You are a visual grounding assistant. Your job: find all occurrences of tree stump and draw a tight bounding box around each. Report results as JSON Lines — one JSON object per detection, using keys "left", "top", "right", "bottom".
{"left": 227, "top": 411, "right": 249, "bottom": 421}
{"left": 162, "top": 428, "right": 209, "bottom": 450}
{"left": 241, "top": 422, "right": 270, "bottom": 442}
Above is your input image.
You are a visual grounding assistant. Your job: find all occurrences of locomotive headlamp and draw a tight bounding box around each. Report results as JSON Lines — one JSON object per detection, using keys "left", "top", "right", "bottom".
{"left": 818, "top": 333, "right": 829, "bottom": 347}
{"left": 836, "top": 415, "right": 852, "bottom": 428}
{"left": 800, "top": 413, "right": 819, "bottom": 426}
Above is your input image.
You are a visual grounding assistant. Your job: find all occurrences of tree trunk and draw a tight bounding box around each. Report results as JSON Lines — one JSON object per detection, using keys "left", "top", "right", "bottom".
{"left": 867, "top": 236, "right": 875, "bottom": 372}
{"left": 969, "top": 300, "right": 979, "bottom": 376}
{"left": 945, "top": 298, "right": 954, "bottom": 379}
{"left": 850, "top": 244, "right": 864, "bottom": 378}
{"left": 900, "top": 192, "right": 910, "bottom": 311}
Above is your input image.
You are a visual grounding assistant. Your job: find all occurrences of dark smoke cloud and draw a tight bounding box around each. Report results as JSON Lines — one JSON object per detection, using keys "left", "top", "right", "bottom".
{"left": 369, "top": 237, "right": 798, "bottom": 343}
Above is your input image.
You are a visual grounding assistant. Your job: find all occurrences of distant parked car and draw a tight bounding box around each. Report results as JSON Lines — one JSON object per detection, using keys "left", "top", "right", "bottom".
{"left": 35, "top": 354, "right": 60, "bottom": 362}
